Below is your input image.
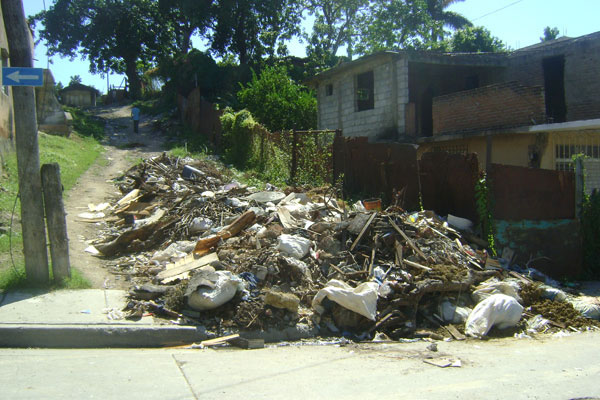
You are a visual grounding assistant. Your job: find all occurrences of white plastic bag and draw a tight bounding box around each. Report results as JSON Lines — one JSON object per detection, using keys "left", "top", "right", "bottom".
{"left": 276, "top": 234, "right": 311, "bottom": 259}
{"left": 186, "top": 271, "right": 245, "bottom": 311}
{"left": 465, "top": 294, "right": 523, "bottom": 337}
{"left": 472, "top": 278, "right": 521, "bottom": 303}
{"left": 312, "top": 279, "right": 379, "bottom": 321}
{"left": 439, "top": 300, "right": 472, "bottom": 324}
{"left": 568, "top": 296, "right": 600, "bottom": 320}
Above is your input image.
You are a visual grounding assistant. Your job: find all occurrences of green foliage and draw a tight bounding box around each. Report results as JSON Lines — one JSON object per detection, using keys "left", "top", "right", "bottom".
{"left": 0, "top": 264, "right": 92, "bottom": 290}
{"left": 425, "top": 0, "right": 472, "bottom": 43}
{"left": 64, "top": 107, "right": 106, "bottom": 139}
{"left": 34, "top": 0, "right": 179, "bottom": 99}
{"left": 356, "top": 0, "right": 435, "bottom": 53}
{"left": 0, "top": 132, "right": 103, "bottom": 279}
{"left": 449, "top": 26, "right": 506, "bottom": 53}
{"left": 220, "top": 109, "right": 257, "bottom": 169}
{"left": 541, "top": 26, "right": 560, "bottom": 42}
{"left": 581, "top": 190, "right": 600, "bottom": 278}
{"left": 237, "top": 66, "right": 317, "bottom": 132}
{"left": 220, "top": 109, "right": 334, "bottom": 186}
{"left": 69, "top": 75, "right": 82, "bottom": 85}
{"left": 475, "top": 173, "right": 496, "bottom": 256}
{"left": 210, "top": 0, "right": 303, "bottom": 65}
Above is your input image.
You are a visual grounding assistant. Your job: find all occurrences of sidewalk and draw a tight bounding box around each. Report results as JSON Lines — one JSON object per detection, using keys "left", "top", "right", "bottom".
{"left": 0, "top": 289, "right": 207, "bottom": 348}
{"left": 0, "top": 289, "right": 316, "bottom": 348}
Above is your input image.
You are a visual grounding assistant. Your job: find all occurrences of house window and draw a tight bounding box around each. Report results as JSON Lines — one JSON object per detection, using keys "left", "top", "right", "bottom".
{"left": 356, "top": 70, "right": 374, "bottom": 111}
{"left": 325, "top": 83, "right": 333, "bottom": 96}
{"left": 1, "top": 49, "right": 9, "bottom": 96}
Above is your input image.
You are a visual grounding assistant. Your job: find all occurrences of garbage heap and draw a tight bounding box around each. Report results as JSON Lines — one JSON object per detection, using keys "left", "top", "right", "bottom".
{"left": 87, "top": 153, "right": 600, "bottom": 340}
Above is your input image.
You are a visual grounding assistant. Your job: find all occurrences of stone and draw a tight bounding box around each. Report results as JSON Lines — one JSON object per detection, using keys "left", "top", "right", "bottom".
{"left": 264, "top": 290, "right": 300, "bottom": 313}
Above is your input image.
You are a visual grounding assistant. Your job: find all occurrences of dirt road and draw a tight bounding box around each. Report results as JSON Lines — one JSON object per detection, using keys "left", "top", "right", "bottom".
{"left": 64, "top": 104, "right": 165, "bottom": 289}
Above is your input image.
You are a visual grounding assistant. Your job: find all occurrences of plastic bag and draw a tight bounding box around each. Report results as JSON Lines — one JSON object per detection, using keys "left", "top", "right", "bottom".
{"left": 465, "top": 294, "right": 523, "bottom": 337}
{"left": 568, "top": 296, "right": 600, "bottom": 320}
{"left": 186, "top": 271, "right": 245, "bottom": 311}
{"left": 276, "top": 234, "right": 312, "bottom": 259}
{"left": 312, "top": 279, "right": 379, "bottom": 321}
{"left": 439, "top": 300, "right": 472, "bottom": 324}
{"left": 472, "top": 278, "right": 521, "bottom": 303}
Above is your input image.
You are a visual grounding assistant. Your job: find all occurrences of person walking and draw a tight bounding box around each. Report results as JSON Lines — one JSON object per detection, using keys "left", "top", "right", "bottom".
{"left": 131, "top": 105, "right": 141, "bottom": 133}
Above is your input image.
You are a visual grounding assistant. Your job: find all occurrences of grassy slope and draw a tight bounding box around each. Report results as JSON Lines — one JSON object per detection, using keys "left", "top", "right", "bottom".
{"left": 0, "top": 112, "right": 104, "bottom": 289}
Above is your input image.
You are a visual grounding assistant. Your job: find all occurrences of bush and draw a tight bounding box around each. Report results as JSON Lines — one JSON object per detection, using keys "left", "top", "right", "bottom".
{"left": 237, "top": 66, "right": 317, "bottom": 132}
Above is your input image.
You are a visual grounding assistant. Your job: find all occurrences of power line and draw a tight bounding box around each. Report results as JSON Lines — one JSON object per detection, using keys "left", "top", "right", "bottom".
{"left": 472, "top": 0, "right": 527, "bottom": 22}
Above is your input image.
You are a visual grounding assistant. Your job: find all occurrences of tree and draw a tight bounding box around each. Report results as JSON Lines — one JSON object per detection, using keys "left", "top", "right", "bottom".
{"left": 304, "top": 0, "right": 369, "bottom": 64}
{"left": 425, "top": 0, "right": 471, "bottom": 43}
{"left": 237, "top": 65, "right": 316, "bottom": 131}
{"left": 209, "top": 0, "right": 303, "bottom": 65}
{"left": 540, "top": 26, "right": 560, "bottom": 42}
{"left": 355, "top": 0, "right": 434, "bottom": 54}
{"left": 157, "top": 0, "right": 214, "bottom": 54}
{"left": 450, "top": 26, "right": 505, "bottom": 53}
{"left": 34, "top": 0, "right": 177, "bottom": 99}
{"left": 69, "top": 75, "right": 82, "bottom": 85}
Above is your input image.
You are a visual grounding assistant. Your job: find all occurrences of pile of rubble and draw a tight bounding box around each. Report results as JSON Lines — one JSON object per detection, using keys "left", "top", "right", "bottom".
{"left": 85, "top": 153, "right": 600, "bottom": 341}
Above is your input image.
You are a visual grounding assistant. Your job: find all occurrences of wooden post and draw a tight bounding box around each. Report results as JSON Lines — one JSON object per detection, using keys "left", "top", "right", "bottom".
{"left": 41, "top": 163, "right": 70, "bottom": 281}
{"left": 2, "top": 0, "right": 49, "bottom": 282}
{"left": 485, "top": 134, "right": 493, "bottom": 174}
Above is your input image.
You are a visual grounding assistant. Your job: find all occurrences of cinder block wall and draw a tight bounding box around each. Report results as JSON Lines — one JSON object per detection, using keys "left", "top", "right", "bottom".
{"left": 317, "top": 55, "right": 409, "bottom": 140}
{"left": 506, "top": 33, "right": 600, "bottom": 122}
{"left": 432, "top": 81, "right": 545, "bottom": 135}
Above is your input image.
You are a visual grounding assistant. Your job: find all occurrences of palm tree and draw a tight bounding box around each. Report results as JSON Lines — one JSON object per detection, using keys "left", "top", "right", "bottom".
{"left": 426, "top": 0, "right": 472, "bottom": 43}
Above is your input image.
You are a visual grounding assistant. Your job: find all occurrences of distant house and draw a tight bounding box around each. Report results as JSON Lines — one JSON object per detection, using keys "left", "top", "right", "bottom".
{"left": 60, "top": 83, "right": 100, "bottom": 107}
{"left": 309, "top": 31, "right": 600, "bottom": 193}
{"left": 0, "top": 5, "right": 14, "bottom": 163}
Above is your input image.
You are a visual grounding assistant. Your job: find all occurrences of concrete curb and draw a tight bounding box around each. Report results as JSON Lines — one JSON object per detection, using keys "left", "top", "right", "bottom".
{"left": 0, "top": 324, "right": 209, "bottom": 348}
{"left": 0, "top": 323, "right": 319, "bottom": 348}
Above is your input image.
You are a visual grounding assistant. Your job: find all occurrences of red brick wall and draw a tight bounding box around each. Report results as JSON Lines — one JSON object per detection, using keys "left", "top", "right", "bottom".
{"left": 432, "top": 81, "right": 546, "bottom": 135}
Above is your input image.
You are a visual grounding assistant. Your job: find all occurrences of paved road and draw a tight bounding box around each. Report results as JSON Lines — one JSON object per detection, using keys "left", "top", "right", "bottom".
{"left": 2, "top": 331, "right": 599, "bottom": 399}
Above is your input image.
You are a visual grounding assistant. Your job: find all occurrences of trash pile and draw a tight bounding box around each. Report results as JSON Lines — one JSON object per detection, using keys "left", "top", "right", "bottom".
{"left": 85, "top": 153, "right": 600, "bottom": 341}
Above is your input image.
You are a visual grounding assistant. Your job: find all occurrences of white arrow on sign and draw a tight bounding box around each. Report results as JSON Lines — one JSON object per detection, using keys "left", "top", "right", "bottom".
{"left": 6, "top": 70, "right": 39, "bottom": 83}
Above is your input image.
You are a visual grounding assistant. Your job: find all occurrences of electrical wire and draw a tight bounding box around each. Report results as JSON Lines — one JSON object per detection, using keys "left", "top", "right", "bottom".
{"left": 472, "top": 0, "right": 527, "bottom": 22}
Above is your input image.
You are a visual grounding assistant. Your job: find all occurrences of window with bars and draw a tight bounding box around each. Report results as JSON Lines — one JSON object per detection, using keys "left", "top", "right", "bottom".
{"left": 555, "top": 143, "right": 600, "bottom": 194}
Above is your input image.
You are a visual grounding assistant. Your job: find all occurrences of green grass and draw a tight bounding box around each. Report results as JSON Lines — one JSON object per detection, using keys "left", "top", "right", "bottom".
{"left": 0, "top": 263, "right": 91, "bottom": 290}
{"left": 63, "top": 106, "right": 106, "bottom": 139}
{"left": 0, "top": 107, "right": 104, "bottom": 289}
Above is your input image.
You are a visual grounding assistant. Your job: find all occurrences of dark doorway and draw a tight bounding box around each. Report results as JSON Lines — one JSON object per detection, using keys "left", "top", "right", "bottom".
{"left": 543, "top": 56, "right": 566, "bottom": 123}
{"left": 420, "top": 87, "right": 434, "bottom": 136}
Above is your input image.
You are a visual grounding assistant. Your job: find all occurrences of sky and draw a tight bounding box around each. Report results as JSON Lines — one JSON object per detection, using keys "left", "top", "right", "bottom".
{"left": 23, "top": 0, "right": 600, "bottom": 95}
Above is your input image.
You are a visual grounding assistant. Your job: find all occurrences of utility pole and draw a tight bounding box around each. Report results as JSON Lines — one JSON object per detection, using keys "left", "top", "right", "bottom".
{"left": 2, "top": 0, "right": 49, "bottom": 282}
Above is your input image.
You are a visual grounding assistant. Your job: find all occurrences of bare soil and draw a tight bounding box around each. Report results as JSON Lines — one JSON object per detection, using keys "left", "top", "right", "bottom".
{"left": 64, "top": 104, "right": 166, "bottom": 289}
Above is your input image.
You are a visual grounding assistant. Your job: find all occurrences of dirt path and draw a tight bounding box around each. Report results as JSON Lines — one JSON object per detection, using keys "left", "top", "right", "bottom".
{"left": 64, "top": 104, "right": 166, "bottom": 289}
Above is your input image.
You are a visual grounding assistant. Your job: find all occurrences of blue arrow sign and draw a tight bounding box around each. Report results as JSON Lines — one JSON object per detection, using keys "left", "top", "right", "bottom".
{"left": 2, "top": 67, "right": 44, "bottom": 87}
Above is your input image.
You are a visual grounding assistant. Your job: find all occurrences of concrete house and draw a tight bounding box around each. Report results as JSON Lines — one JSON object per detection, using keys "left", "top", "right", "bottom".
{"left": 60, "top": 83, "right": 100, "bottom": 107}
{"left": 310, "top": 31, "right": 600, "bottom": 193}
{"left": 0, "top": 5, "right": 14, "bottom": 163}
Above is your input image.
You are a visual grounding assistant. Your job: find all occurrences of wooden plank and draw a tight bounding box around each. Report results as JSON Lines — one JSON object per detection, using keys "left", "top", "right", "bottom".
{"left": 404, "top": 259, "right": 432, "bottom": 272}
{"left": 445, "top": 324, "right": 466, "bottom": 341}
{"left": 227, "top": 337, "right": 265, "bottom": 349}
{"left": 350, "top": 212, "right": 377, "bottom": 251}
{"left": 194, "top": 210, "right": 255, "bottom": 255}
{"left": 157, "top": 253, "right": 219, "bottom": 282}
{"left": 388, "top": 217, "right": 427, "bottom": 261}
{"left": 200, "top": 334, "right": 240, "bottom": 347}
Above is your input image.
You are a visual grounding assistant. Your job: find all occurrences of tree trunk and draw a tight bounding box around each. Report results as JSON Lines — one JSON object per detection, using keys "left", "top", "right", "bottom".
{"left": 125, "top": 57, "right": 142, "bottom": 100}
{"left": 2, "top": 0, "right": 49, "bottom": 283}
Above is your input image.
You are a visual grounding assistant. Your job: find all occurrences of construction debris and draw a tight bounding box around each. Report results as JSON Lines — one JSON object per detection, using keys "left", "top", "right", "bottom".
{"left": 86, "top": 153, "right": 600, "bottom": 342}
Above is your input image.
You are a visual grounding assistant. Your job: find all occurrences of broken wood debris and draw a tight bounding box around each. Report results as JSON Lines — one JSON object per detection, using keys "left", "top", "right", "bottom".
{"left": 85, "top": 153, "right": 599, "bottom": 344}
